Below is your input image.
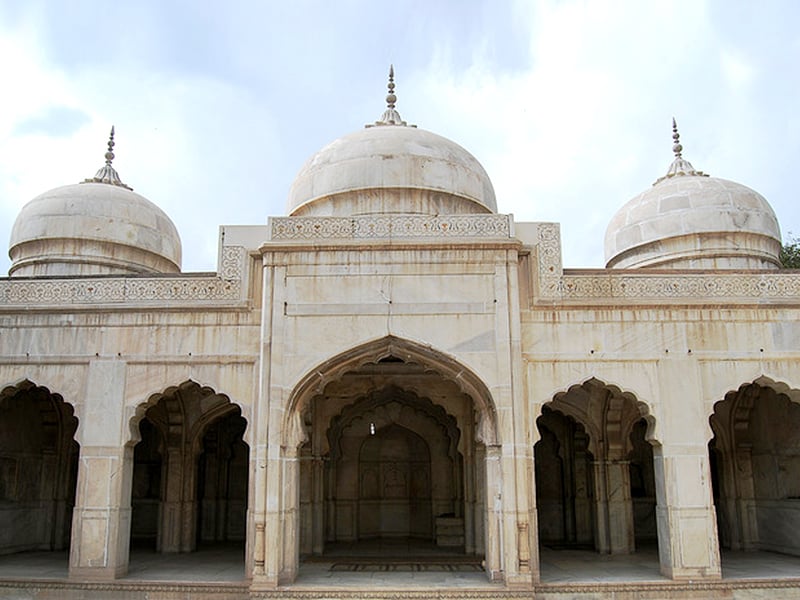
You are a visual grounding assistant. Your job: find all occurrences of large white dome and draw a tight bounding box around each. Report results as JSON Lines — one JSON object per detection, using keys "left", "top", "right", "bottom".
{"left": 605, "top": 122, "right": 781, "bottom": 270}
{"left": 287, "top": 68, "right": 496, "bottom": 217}
{"left": 8, "top": 129, "right": 182, "bottom": 277}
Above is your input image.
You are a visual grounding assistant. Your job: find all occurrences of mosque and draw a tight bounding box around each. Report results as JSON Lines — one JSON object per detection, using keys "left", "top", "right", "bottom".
{"left": 1, "top": 69, "right": 799, "bottom": 599}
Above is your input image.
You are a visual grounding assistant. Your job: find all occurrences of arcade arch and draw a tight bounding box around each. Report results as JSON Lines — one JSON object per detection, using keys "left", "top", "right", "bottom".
{"left": 129, "top": 380, "right": 249, "bottom": 554}
{"left": 0, "top": 380, "right": 79, "bottom": 557}
{"left": 536, "top": 378, "right": 659, "bottom": 555}
{"left": 709, "top": 378, "right": 800, "bottom": 557}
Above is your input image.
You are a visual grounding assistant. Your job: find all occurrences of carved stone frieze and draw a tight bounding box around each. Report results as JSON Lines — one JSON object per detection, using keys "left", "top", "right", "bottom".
{"left": 549, "top": 272, "right": 800, "bottom": 301}
{"left": 0, "top": 246, "right": 247, "bottom": 307}
{"left": 220, "top": 245, "right": 246, "bottom": 281}
{"left": 270, "top": 214, "right": 512, "bottom": 240}
{"left": 535, "top": 222, "right": 563, "bottom": 293}
{"left": 530, "top": 223, "right": 800, "bottom": 303}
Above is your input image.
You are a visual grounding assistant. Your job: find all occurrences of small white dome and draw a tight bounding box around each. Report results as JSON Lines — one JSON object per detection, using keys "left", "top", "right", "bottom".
{"left": 605, "top": 122, "right": 781, "bottom": 270}
{"left": 8, "top": 129, "right": 182, "bottom": 277}
{"left": 287, "top": 68, "right": 496, "bottom": 217}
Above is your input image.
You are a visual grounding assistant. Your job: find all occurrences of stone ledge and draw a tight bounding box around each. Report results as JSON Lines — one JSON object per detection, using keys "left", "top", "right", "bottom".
{"left": 0, "top": 246, "right": 248, "bottom": 308}
{"left": 2, "top": 578, "right": 799, "bottom": 600}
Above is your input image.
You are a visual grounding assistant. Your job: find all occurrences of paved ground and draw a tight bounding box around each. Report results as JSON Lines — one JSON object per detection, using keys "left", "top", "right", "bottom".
{"left": 0, "top": 541, "right": 798, "bottom": 588}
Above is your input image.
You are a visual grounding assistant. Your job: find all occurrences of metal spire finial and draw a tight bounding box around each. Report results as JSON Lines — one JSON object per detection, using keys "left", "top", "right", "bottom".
{"left": 671, "top": 117, "right": 683, "bottom": 159}
{"left": 654, "top": 117, "right": 707, "bottom": 185}
{"left": 82, "top": 126, "right": 132, "bottom": 189}
{"left": 386, "top": 64, "right": 397, "bottom": 110}
{"left": 367, "top": 65, "right": 415, "bottom": 128}
{"left": 105, "top": 126, "right": 116, "bottom": 166}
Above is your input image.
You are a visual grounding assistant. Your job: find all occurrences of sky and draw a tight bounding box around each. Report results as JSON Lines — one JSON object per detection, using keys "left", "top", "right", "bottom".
{"left": 1, "top": 0, "right": 798, "bottom": 274}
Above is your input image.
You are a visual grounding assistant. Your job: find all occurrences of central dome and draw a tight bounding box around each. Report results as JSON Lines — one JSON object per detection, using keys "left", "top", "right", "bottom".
{"left": 287, "top": 68, "right": 496, "bottom": 217}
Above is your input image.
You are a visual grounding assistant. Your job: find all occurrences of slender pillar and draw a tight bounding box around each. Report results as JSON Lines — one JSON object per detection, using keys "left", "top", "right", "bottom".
{"left": 592, "top": 460, "right": 611, "bottom": 553}
{"left": 311, "top": 456, "right": 325, "bottom": 555}
{"left": 484, "top": 444, "right": 503, "bottom": 581}
{"left": 463, "top": 431, "right": 476, "bottom": 554}
{"left": 605, "top": 459, "right": 635, "bottom": 554}
{"left": 573, "top": 438, "right": 593, "bottom": 544}
{"left": 159, "top": 447, "right": 184, "bottom": 552}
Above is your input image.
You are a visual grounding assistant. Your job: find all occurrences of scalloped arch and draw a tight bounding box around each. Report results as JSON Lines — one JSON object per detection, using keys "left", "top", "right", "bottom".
{"left": 709, "top": 376, "right": 800, "bottom": 446}
{"left": 546, "top": 376, "right": 658, "bottom": 455}
{"left": 127, "top": 379, "right": 246, "bottom": 448}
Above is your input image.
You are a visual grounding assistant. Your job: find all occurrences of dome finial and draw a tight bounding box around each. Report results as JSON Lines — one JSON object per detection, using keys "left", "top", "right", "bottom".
{"left": 83, "top": 125, "right": 132, "bottom": 190}
{"left": 654, "top": 117, "right": 707, "bottom": 185}
{"left": 671, "top": 117, "right": 683, "bottom": 158}
{"left": 105, "top": 126, "right": 116, "bottom": 166}
{"left": 367, "top": 65, "right": 415, "bottom": 128}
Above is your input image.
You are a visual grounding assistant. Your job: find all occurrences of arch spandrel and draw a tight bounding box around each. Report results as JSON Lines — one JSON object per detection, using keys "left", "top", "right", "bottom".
{"left": 283, "top": 335, "right": 499, "bottom": 449}
{"left": 701, "top": 362, "right": 800, "bottom": 411}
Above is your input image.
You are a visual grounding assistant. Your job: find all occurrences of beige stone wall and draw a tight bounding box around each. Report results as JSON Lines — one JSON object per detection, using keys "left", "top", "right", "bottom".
{"left": 0, "top": 217, "right": 798, "bottom": 589}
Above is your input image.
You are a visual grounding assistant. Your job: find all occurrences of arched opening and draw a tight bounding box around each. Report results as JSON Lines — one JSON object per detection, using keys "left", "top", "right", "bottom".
{"left": 709, "top": 379, "right": 800, "bottom": 568}
{"left": 0, "top": 381, "right": 79, "bottom": 565}
{"left": 628, "top": 419, "right": 657, "bottom": 546}
{"left": 129, "top": 380, "right": 248, "bottom": 574}
{"left": 356, "top": 423, "right": 432, "bottom": 540}
{"left": 537, "top": 379, "right": 661, "bottom": 581}
{"left": 322, "top": 387, "right": 462, "bottom": 549}
{"left": 286, "top": 337, "right": 498, "bottom": 581}
{"left": 535, "top": 406, "right": 594, "bottom": 549}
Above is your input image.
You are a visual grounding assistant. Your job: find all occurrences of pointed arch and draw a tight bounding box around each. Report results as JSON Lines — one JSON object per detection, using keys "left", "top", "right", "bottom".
{"left": 708, "top": 376, "right": 800, "bottom": 556}
{"left": 284, "top": 335, "right": 499, "bottom": 448}
{"left": 548, "top": 377, "right": 658, "bottom": 456}
{"left": 0, "top": 379, "right": 79, "bottom": 555}
{"left": 539, "top": 376, "right": 660, "bottom": 556}
{"left": 127, "top": 379, "right": 244, "bottom": 447}
{"left": 127, "top": 379, "right": 249, "bottom": 555}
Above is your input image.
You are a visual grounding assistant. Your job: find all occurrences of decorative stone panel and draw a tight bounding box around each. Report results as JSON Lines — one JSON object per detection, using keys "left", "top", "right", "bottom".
{"left": 549, "top": 272, "right": 800, "bottom": 302}
{"left": 0, "top": 246, "right": 247, "bottom": 308}
{"left": 530, "top": 222, "right": 800, "bottom": 304}
{"left": 269, "top": 214, "right": 512, "bottom": 240}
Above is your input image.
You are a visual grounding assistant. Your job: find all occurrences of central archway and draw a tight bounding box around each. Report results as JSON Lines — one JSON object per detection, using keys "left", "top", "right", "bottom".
{"left": 282, "top": 336, "right": 500, "bottom": 581}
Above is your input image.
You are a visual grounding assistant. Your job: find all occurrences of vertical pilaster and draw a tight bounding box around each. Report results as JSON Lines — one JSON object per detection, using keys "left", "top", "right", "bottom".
{"left": 484, "top": 444, "right": 503, "bottom": 581}
{"left": 250, "top": 253, "right": 279, "bottom": 588}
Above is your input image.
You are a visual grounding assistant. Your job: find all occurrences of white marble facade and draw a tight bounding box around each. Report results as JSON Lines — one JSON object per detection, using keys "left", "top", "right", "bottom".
{"left": 1, "top": 75, "right": 799, "bottom": 596}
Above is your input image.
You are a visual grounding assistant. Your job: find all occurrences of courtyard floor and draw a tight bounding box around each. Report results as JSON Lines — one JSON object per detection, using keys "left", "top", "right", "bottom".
{"left": 0, "top": 541, "right": 798, "bottom": 587}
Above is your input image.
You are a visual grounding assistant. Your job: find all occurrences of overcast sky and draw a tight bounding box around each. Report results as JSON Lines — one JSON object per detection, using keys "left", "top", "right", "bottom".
{"left": 1, "top": 0, "right": 798, "bottom": 274}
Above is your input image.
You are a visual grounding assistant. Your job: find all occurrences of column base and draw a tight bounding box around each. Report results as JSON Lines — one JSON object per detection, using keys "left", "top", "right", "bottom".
{"left": 68, "top": 564, "right": 128, "bottom": 581}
